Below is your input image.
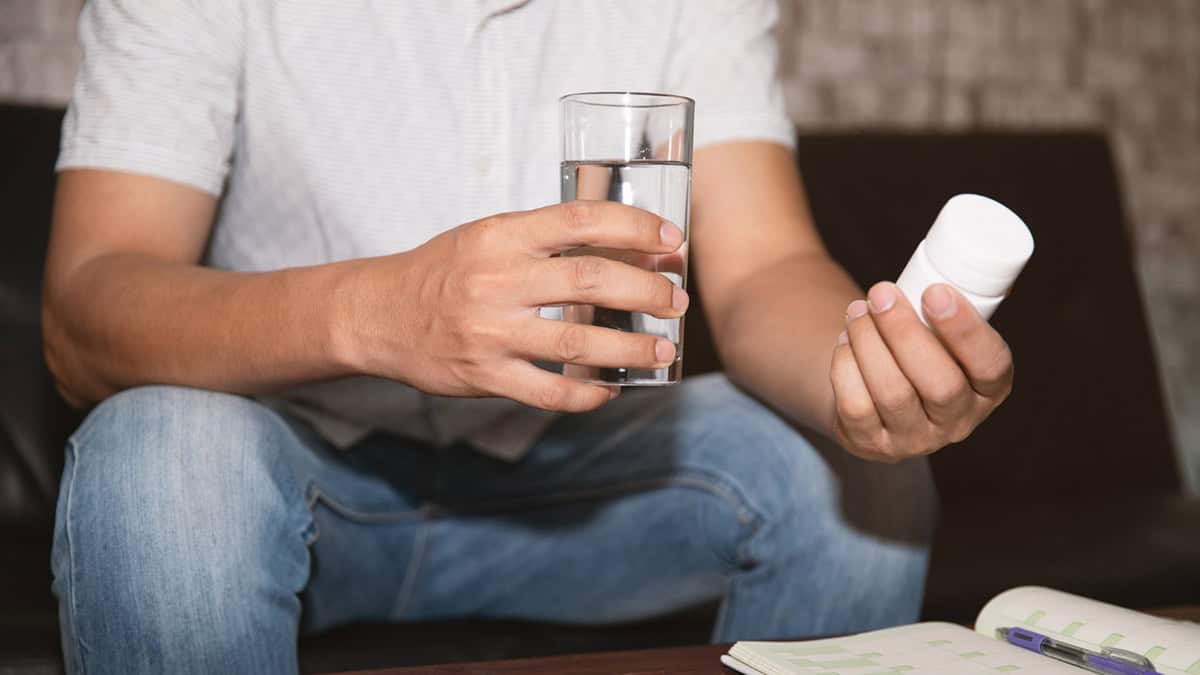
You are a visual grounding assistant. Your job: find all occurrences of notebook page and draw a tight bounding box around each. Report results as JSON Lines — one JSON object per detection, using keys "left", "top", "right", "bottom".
{"left": 729, "top": 622, "right": 1078, "bottom": 675}
{"left": 974, "top": 586, "right": 1200, "bottom": 675}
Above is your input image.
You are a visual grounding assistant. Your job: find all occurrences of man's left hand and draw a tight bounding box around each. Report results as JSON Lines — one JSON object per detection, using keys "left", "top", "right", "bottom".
{"left": 830, "top": 281, "right": 1014, "bottom": 463}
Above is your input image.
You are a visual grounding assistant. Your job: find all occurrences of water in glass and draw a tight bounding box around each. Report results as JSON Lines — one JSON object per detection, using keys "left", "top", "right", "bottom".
{"left": 558, "top": 159, "right": 691, "bottom": 385}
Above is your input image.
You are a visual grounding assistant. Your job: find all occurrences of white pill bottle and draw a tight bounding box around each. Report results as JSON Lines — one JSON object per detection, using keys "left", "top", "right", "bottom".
{"left": 896, "top": 194, "right": 1035, "bottom": 324}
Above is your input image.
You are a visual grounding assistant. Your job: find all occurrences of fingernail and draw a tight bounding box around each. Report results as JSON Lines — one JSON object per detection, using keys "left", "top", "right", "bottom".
{"left": 655, "top": 340, "right": 676, "bottom": 363}
{"left": 924, "top": 284, "right": 957, "bottom": 320}
{"left": 836, "top": 330, "right": 848, "bottom": 346}
{"left": 660, "top": 221, "right": 683, "bottom": 247}
{"left": 868, "top": 283, "right": 896, "bottom": 314}
{"left": 672, "top": 286, "right": 689, "bottom": 311}
{"left": 846, "top": 299, "right": 869, "bottom": 320}
{"left": 608, "top": 387, "right": 620, "bottom": 400}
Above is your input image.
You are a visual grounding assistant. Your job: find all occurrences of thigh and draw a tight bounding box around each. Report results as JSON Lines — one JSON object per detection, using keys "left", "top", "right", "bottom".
{"left": 400, "top": 481, "right": 738, "bottom": 623}
{"left": 429, "top": 373, "right": 820, "bottom": 510}
{"left": 432, "top": 372, "right": 910, "bottom": 530}
{"left": 397, "top": 374, "right": 934, "bottom": 624}
{"left": 378, "top": 376, "right": 764, "bottom": 624}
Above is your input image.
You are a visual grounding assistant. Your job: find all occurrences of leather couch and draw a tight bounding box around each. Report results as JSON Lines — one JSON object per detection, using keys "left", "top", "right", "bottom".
{"left": 3, "top": 103, "right": 1198, "bottom": 674}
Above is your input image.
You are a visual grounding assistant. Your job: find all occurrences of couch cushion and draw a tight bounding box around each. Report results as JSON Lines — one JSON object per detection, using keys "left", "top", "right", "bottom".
{"left": 0, "top": 105, "right": 80, "bottom": 530}
{"left": 0, "top": 528, "right": 60, "bottom": 674}
{"left": 794, "top": 133, "right": 1180, "bottom": 500}
{"left": 924, "top": 495, "right": 1200, "bottom": 623}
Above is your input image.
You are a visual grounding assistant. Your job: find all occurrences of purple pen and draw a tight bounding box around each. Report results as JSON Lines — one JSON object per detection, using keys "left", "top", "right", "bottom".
{"left": 997, "top": 627, "right": 1163, "bottom": 675}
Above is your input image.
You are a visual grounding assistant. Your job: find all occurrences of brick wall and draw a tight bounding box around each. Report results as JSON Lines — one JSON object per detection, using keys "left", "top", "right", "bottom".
{"left": 2, "top": 0, "right": 1198, "bottom": 488}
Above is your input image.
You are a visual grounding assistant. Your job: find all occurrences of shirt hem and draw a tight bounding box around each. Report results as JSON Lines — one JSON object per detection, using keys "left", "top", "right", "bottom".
{"left": 694, "top": 114, "right": 796, "bottom": 151}
{"left": 57, "top": 139, "right": 228, "bottom": 196}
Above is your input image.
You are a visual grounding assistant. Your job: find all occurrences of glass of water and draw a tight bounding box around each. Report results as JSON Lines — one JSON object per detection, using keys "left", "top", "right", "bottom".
{"left": 559, "top": 91, "right": 694, "bottom": 385}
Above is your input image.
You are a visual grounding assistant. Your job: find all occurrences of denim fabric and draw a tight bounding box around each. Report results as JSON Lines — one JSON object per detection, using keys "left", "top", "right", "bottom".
{"left": 52, "top": 373, "right": 936, "bottom": 674}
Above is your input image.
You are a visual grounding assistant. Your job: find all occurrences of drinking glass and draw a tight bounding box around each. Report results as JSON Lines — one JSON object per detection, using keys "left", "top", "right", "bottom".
{"left": 558, "top": 91, "right": 694, "bottom": 385}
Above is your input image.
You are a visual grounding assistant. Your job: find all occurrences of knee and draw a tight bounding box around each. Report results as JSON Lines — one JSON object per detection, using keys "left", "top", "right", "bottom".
{"left": 675, "top": 375, "right": 840, "bottom": 520}
{"left": 72, "top": 385, "right": 290, "bottom": 484}
{"left": 748, "top": 428, "right": 938, "bottom": 558}
{"left": 668, "top": 377, "right": 842, "bottom": 562}
{"left": 678, "top": 375, "right": 936, "bottom": 555}
{"left": 77, "top": 384, "right": 280, "bottom": 453}
{"left": 58, "top": 386, "right": 305, "bottom": 571}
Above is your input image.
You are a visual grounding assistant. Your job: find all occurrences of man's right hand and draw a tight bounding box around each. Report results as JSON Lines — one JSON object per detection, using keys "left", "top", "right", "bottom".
{"left": 339, "top": 201, "right": 689, "bottom": 413}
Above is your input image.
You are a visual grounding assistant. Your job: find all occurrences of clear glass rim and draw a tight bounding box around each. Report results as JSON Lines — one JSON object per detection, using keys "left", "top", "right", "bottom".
{"left": 560, "top": 91, "right": 694, "bottom": 109}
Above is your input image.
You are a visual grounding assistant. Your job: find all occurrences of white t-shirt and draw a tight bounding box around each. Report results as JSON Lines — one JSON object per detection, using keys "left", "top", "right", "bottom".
{"left": 58, "top": 0, "right": 795, "bottom": 460}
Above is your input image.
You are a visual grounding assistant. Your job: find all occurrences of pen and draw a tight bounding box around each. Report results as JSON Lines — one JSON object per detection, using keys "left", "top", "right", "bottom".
{"left": 997, "top": 627, "right": 1163, "bottom": 675}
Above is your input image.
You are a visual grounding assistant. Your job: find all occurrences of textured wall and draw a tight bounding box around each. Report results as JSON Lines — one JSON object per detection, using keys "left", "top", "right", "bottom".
{"left": 0, "top": 0, "right": 81, "bottom": 102}
{"left": 2, "top": 0, "right": 1198, "bottom": 488}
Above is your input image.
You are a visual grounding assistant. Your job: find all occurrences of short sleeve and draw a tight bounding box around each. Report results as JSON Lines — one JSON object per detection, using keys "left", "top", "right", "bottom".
{"left": 57, "top": 0, "right": 243, "bottom": 195}
{"left": 666, "top": 0, "right": 795, "bottom": 151}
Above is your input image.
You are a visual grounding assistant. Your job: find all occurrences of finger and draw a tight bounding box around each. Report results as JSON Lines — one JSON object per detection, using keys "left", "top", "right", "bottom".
{"left": 561, "top": 248, "right": 688, "bottom": 279}
{"left": 845, "top": 299, "right": 926, "bottom": 434}
{"left": 488, "top": 360, "right": 613, "bottom": 413}
{"left": 517, "top": 319, "right": 677, "bottom": 370}
{"left": 830, "top": 331, "right": 885, "bottom": 452}
{"left": 520, "top": 201, "right": 685, "bottom": 256}
{"left": 527, "top": 255, "right": 687, "bottom": 319}
{"left": 866, "top": 281, "right": 974, "bottom": 424}
{"left": 922, "top": 284, "right": 1014, "bottom": 400}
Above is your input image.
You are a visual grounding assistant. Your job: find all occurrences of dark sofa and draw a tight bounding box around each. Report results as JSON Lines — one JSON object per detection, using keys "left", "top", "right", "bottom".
{"left": 3, "top": 103, "right": 1198, "bottom": 674}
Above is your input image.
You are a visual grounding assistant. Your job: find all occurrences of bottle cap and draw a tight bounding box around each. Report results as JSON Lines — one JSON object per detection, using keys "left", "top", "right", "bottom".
{"left": 924, "top": 194, "right": 1034, "bottom": 297}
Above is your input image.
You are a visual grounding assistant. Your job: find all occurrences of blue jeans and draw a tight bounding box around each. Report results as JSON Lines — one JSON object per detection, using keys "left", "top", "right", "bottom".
{"left": 51, "top": 373, "right": 935, "bottom": 674}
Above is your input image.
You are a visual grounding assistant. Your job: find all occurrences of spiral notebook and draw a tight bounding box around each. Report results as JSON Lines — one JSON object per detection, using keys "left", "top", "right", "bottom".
{"left": 723, "top": 587, "right": 1200, "bottom": 675}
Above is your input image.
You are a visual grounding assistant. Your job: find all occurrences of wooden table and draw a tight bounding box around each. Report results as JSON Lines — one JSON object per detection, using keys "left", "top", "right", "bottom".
{"left": 334, "top": 643, "right": 733, "bottom": 674}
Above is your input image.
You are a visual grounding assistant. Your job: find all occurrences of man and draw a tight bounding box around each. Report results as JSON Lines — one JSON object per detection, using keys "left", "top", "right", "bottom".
{"left": 43, "top": 1, "right": 1013, "bottom": 673}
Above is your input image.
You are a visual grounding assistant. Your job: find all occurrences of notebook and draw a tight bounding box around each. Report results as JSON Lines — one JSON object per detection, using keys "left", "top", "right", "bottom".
{"left": 723, "top": 586, "right": 1200, "bottom": 675}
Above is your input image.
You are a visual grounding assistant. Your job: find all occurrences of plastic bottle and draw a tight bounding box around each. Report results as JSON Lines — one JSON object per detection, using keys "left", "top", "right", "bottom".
{"left": 896, "top": 194, "right": 1034, "bottom": 324}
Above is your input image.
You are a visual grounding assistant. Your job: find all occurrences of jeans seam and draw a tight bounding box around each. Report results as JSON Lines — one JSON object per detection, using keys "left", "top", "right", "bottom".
{"left": 390, "top": 510, "right": 433, "bottom": 619}
{"left": 685, "top": 465, "right": 768, "bottom": 566}
{"left": 302, "top": 483, "right": 322, "bottom": 546}
{"left": 307, "top": 484, "right": 425, "bottom": 525}
{"left": 62, "top": 439, "right": 90, "bottom": 674}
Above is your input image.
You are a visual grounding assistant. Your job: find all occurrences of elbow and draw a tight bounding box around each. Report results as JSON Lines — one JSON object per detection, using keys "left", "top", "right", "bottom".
{"left": 40, "top": 296, "right": 95, "bottom": 409}
{"left": 717, "top": 338, "right": 753, "bottom": 390}
{"left": 708, "top": 304, "right": 750, "bottom": 385}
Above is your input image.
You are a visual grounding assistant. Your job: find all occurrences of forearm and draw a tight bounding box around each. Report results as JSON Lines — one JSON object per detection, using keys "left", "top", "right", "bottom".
{"left": 714, "top": 251, "right": 862, "bottom": 436}
{"left": 43, "top": 252, "right": 359, "bottom": 406}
